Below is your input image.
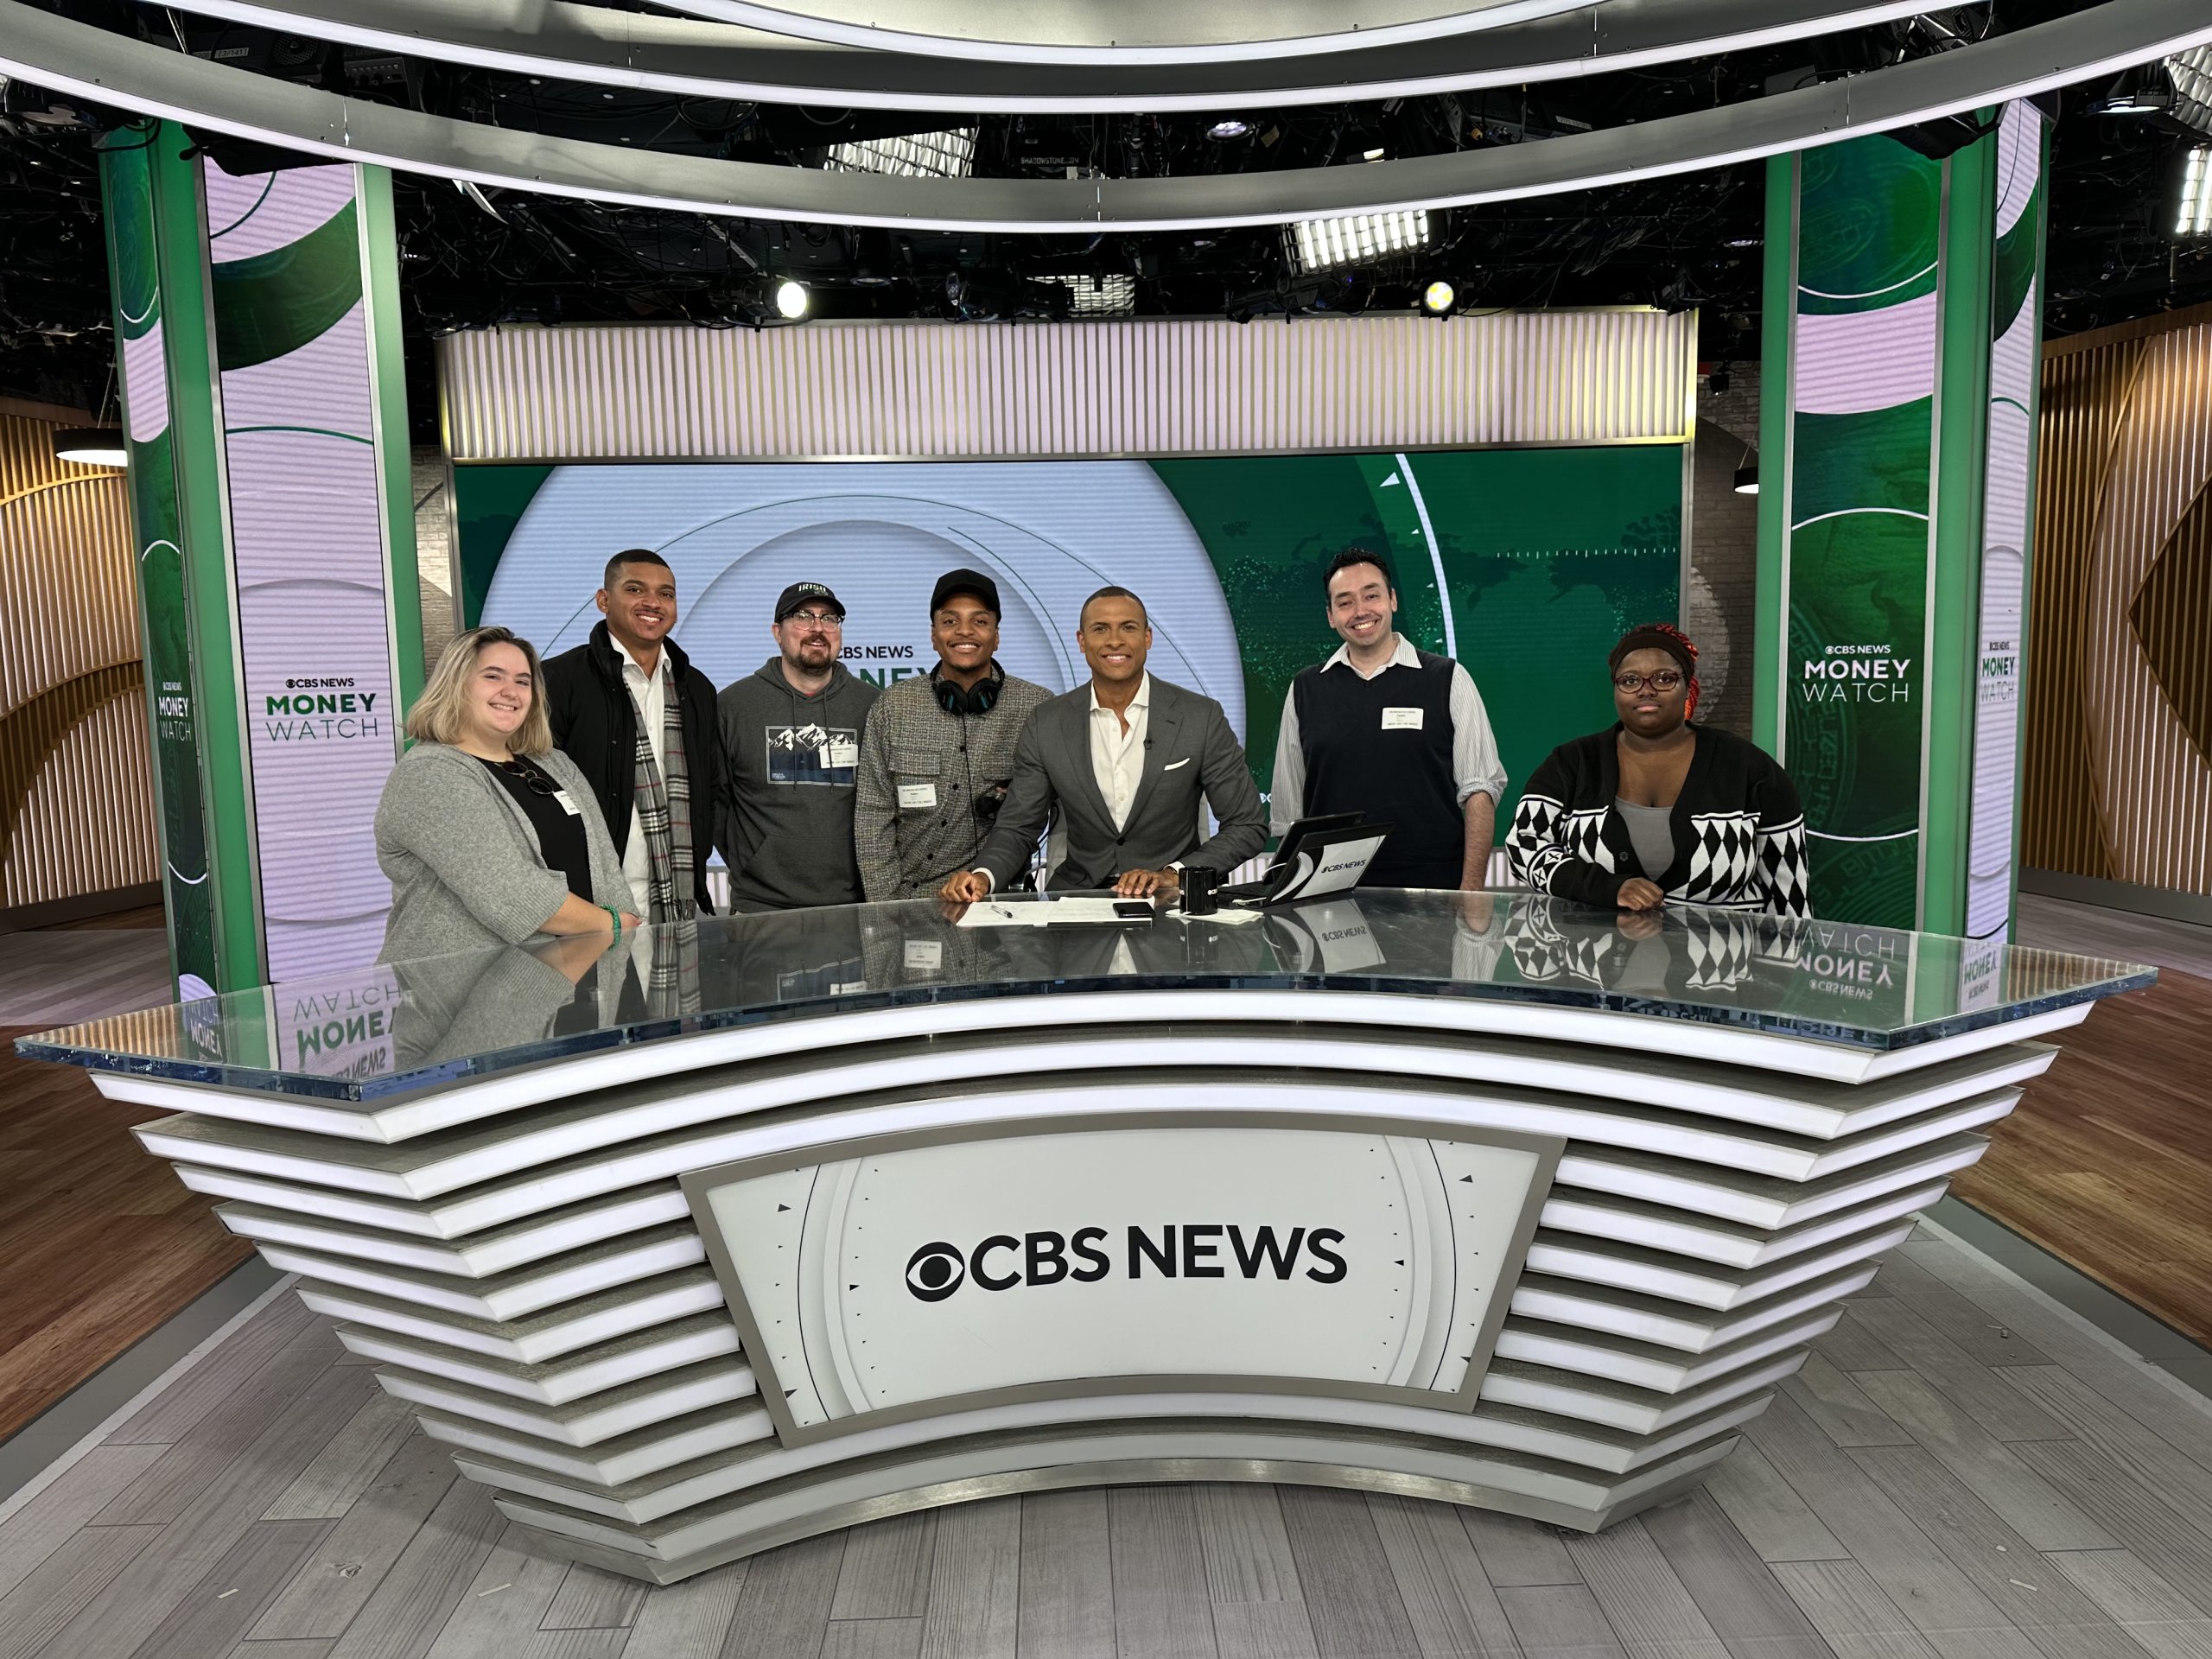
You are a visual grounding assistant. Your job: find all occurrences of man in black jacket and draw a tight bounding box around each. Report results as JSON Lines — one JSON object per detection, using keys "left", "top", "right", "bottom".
{"left": 542, "top": 550, "right": 725, "bottom": 919}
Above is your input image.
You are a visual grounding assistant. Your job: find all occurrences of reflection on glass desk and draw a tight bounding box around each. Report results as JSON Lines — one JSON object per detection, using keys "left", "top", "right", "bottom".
{"left": 18, "top": 891, "right": 2155, "bottom": 1103}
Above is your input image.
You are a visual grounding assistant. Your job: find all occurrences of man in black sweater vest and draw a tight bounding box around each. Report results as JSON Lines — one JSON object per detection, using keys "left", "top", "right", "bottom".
{"left": 1268, "top": 550, "right": 1506, "bottom": 890}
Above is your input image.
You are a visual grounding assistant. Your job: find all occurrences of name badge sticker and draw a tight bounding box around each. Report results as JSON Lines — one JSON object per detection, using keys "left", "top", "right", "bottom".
{"left": 823, "top": 739, "right": 860, "bottom": 770}
{"left": 551, "top": 789, "right": 584, "bottom": 816}
{"left": 899, "top": 782, "right": 939, "bottom": 810}
{"left": 1382, "top": 707, "right": 1426, "bottom": 731}
{"left": 905, "top": 940, "right": 944, "bottom": 971}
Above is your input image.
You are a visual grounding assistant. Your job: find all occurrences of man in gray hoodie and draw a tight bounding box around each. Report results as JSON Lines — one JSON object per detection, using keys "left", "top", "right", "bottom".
{"left": 717, "top": 581, "right": 880, "bottom": 911}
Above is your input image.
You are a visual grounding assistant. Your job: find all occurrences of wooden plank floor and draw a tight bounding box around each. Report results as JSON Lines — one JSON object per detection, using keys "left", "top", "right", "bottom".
{"left": 5, "top": 1227, "right": 2212, "bottom": 1658}
{"left": 0, "top": 912, "right": 246, "bottom": 1444}
{"left": 1963, "top": 898, "right": 2212, "bottom": 1352}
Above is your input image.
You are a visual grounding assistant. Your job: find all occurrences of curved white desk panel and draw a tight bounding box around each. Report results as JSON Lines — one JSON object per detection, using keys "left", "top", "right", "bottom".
{"left": 89, "top": 1006, "right": 2065, "bottom": 1143}
{"left": 135, "top": 1070, "right": 2030, "bottom": 1205}
{"left": 490, "top": 1423, "right": 1745, "bottom": 1583}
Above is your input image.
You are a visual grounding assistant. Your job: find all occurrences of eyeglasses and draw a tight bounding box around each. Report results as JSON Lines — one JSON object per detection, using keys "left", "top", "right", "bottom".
{"left": 496, "top": 758, "right": 560, "bottom": 797}
{"left": 785, "top": 610, "right": 842, "bottom": 630}
{"left": 1613, "top": 669, "right": 1685, "bottom": 694}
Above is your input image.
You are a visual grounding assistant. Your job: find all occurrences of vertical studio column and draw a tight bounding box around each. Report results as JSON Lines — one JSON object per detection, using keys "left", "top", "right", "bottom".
{"left": 1754, "top": 107, "right": 2048, "bottom": 936}
{"left": 97, "top": 121, "right": 251, "bottom": 997}
{"left": 98, "top": 122, "right": 423, "bottom": 991}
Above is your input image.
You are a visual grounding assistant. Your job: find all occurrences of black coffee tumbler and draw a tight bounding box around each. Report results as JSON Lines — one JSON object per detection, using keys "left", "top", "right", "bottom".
{"left": 1182, "top": 866, "right": 1220, "bottom": 916}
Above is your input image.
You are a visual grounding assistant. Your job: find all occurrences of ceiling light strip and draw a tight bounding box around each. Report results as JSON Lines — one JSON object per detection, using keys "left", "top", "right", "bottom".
{"left": 642, "top": 0, "right": 1604, "bottom": 67}
{"left": 149, "top": 0, "right": 1984, "bottom": 115}
{"left": 5, "top": 0, "right": 2209, "bottom": 232}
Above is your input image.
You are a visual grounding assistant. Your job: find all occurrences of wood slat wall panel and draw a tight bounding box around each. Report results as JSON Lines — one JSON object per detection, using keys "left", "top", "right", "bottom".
{"left": 2027, "top": 301, "right": 2212, "bottom": 897}
{"left": 439, "top": 312, "right": 1698, "bottom": 462}
{"left": 0, "top": 410, "right": 160, "bottom": 912}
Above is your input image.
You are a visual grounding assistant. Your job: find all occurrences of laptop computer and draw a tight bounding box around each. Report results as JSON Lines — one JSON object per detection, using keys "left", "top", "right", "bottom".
{"left": 1219, "top": 814, "right": 1394, "bottom": 907}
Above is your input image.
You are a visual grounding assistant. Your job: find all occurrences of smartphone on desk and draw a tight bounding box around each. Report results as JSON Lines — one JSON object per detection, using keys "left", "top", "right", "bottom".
{"left": 1113, "top": 900, "right": 1156, "bottom": 920}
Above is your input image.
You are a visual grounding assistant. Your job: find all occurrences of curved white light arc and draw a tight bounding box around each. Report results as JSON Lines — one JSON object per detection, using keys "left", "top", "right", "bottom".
{"left": 646, "top": 0, "right": 1603, "bottom": 66}
{"left": 152, "top": 0, "right": 1981, "bottom": 117}
{"left": 6, "top": 0, "right": 2209, "bottom": 232}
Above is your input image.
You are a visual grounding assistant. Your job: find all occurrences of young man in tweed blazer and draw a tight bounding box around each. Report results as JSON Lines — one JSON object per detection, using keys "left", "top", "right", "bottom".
{"left": 853, "top": 569, "right": 1052, "bottom": 899}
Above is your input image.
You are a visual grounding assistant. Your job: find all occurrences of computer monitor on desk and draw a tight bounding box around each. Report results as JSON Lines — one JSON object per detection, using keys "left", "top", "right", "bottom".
{"left": 1222, "top": 815, "right": 1394, "bottom": 907}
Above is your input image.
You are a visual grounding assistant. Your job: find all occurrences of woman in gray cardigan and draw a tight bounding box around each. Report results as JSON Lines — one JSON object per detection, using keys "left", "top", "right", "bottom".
{"left": 375, "top": 625, "right": 636, "bottom": 962}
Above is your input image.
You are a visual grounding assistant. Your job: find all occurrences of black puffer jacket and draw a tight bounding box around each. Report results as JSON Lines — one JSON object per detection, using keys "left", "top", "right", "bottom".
{"left": 541, "top": 621, "right": 725, "bottom": 914}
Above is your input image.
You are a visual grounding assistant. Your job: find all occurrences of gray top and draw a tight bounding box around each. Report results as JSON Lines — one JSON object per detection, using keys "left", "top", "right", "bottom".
{"left": 854, "top": 669, "right": 1053, "bottom": 901}
{"left": 1615, "top": 798, "right": 1677, "bottom": 882}
{"left": 373, "top": 741, "right": 629, "bottom": 962}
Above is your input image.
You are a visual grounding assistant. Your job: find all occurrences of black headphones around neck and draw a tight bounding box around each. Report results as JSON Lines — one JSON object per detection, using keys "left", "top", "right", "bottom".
{"left": 931, "top": 661, "right": 1004, "bottom": 717}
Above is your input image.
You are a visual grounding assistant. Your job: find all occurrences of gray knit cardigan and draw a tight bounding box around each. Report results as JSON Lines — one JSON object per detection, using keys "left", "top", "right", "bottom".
{"left": 374, "top": 741, "right": 629, "bottom": 962}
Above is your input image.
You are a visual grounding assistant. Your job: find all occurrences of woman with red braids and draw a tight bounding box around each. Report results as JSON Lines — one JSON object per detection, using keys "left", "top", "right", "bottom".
{"left": 1505, "top": 624, "right": 1812, "bottom": 917}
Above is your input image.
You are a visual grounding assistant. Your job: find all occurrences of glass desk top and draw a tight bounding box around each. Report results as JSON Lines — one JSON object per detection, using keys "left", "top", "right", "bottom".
{"left": 14, "top": 890, "right": 2155, "bottom": 1101}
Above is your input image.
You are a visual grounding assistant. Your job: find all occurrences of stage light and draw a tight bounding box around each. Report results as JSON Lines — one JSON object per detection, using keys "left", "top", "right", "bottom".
{"left": 2180, "top": 146, "right": 2212, "bottom": 238}
{"left": 822, "top": 129, "right": 977, "bottom": 179}
{"left": 53, "top": 427, "right": 125, "bottom": 467}
{"left": 1734, "top": 454, "right": 1760, "bottom": 495}
{"left": 774, "top": 279, "right": 809, "bottom": 319}
{"left": 1038, "top": 274, "right": 1136, "bottom": 316}
{"left": 1421, "top": 279, "right": 1455, "bottom": 315}
{"left": 1285, "top": 210, "right": 1429, "bottom": 275}
{"left": 1207, "top": 119, "right": 1251, "bottom": 140}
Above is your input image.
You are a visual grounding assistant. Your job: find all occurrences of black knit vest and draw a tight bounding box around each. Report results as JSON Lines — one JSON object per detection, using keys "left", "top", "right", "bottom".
{"left": 1291, "top": 649, "right": 1461, "bottom": 887}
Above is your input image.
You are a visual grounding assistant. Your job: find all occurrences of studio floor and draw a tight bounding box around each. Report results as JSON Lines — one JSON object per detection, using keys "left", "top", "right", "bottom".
{"left": 5, "top": 1214, "right": 2212, "bottom": 1657}
{"left": 3, "top": 892, "right": 2212, "bottom": 1656}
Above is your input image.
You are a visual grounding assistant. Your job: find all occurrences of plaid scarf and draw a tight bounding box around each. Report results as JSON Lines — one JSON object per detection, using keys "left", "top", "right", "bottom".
{"left": 628, "top": 668, "right": 694, "bottom": 924}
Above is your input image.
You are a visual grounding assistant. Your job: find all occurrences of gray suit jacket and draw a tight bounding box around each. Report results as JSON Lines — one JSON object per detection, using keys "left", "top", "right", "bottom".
{"left": 375, "top": 742, "right": 630, "bottom": 962}
{"left": 973, "top": 677, "right": 1267, "bottom": 889}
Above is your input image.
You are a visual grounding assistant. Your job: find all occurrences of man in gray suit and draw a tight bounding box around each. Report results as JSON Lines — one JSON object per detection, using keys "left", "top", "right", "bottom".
{"left": 941, "top": 586, "right": 1267, "bottom": 902}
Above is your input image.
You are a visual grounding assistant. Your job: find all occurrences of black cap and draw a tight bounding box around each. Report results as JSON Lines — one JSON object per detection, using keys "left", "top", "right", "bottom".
{"left": 774, "top": 581, "right": 844, "bottom": 623}
{"left": 929, "top": 567, "right": 1001, "bottom": 619}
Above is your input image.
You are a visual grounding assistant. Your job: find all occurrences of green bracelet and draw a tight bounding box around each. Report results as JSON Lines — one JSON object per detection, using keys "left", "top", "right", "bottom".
{"left": 601, "top": 903, "right": 622, "bottom": 940}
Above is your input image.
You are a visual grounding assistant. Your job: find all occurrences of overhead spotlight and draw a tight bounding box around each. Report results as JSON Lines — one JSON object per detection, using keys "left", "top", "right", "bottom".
{"left": 1285, "top": 210, "right": 1430, "bottom": 275}
{"left": 1206, "top": 119, "right": 1251, "bottom": 141}
{"left": 1420, "top": 280, "right": 1455, "bottom": 316}
{"left": 2180, "top": 147, "right": 2212, "bottom": 238}
{"left": 53, "top": 427, "right": 126, "bottom": 467}
{"left": 822, "top": 129, "right": 976, "bottom": 180}
{"left": 774, "top": 279, "right": 809, "bottom": 320}
{"left": 1708, "top": 362, "right": 1732, "bottom": 394}
{"left": 1362, "top": 147, "right": 1388, "bottom": 162}
{"left": 2088, "top": 63, "right": 2174, "bottom": 118}
{"left": 1733, "top": 449, "right": 1759, "bottom": 495}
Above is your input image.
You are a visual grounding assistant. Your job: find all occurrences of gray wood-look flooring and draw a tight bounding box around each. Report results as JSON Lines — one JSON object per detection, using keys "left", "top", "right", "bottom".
{"left": 5, "top": 1226, "right": 2212, "bottom": 1658}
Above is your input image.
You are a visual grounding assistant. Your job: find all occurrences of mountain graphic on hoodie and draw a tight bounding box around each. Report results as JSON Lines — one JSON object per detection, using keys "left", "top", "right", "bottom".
{"left": 717, "top": 656, "right": 880, "bottom": 909}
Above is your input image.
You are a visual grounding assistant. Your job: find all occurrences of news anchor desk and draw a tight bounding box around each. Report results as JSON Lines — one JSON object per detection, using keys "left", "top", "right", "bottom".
{"left": 16, "top": 893, "right": 2151, "bottom": 1585}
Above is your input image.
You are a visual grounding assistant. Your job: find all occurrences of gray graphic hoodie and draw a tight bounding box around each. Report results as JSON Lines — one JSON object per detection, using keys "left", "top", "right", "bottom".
{"left": 717, "top": 656, "right": 880, "bottom": 910}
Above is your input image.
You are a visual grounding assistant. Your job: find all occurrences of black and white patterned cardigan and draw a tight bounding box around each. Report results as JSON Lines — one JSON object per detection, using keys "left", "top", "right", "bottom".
{"left": 1504, "top": 725, "right": 1813, "bottom": 918}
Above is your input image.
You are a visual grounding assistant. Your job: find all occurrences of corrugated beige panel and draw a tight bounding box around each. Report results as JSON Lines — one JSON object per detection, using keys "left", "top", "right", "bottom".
{"left": 0, "top": 409, "right": 158, "bottom": 910}
{"left": 441, "top": 312, "right": 1695, "bottom": 461}
{"left": 2028, "top": 301, "right": 2212, "bottom": 898}
{"left": 3, "top": 686, "right": 159, "bottom": 907}
{"left": 0, "top": 416, "right": 138, "bottom": 721}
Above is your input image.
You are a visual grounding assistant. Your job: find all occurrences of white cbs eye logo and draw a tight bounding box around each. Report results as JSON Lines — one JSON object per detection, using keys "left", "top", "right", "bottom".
{"left": 905, "top": 1242, "right": 966, "bottom": 1303}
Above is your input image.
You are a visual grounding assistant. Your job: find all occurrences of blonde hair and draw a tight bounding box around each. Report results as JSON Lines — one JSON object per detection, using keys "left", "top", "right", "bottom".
{"left": 406, "top": 626, "right": 555, "bottom": 756}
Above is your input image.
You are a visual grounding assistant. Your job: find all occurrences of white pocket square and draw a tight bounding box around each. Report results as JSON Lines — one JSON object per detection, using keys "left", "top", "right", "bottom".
{"left": 1162, "top": 757, "right": 1191, "bottom": 772}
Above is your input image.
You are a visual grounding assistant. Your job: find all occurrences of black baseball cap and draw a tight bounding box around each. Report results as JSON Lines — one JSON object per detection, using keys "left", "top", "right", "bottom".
{"left": 929, "top": 568, "right": 1001, "bottom": 618}
{"left": 774, "top": 581, "right": 845, "bottom": 623}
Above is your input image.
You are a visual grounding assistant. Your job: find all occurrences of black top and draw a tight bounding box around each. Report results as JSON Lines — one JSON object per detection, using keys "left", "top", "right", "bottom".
{"left": 478, "top": 755, "right": 594, "bottom": 906}
{"left": 1503, "top": 724, "right": 1814, "bottom": 917}
{"left": 1292, "top": 650, "right": 1460, "bottom": 887}
{"left": 540, "top": 621, "right": 726, "bottom": 914}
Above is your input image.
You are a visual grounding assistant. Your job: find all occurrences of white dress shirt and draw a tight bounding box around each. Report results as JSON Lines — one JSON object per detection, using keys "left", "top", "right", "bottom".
{"left": 611, "top": 633, "right": 670, "bottom": 917}
{"left": 1268, "top": 634, "right": 1507, "bottom": 839}
{"left": 1090, "top": 673, "right": 1152, "bottom": 831}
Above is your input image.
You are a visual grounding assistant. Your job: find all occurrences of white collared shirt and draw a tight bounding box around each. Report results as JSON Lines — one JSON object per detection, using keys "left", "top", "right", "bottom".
{"left": 1268, "top": 633, "right": 1508, "bottom": 839}
{"left": 1090, "top": 673, "right": 1152, "bottom": 832}
{"left": 611, "top": 634, "right": 670, "bottom": 916}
